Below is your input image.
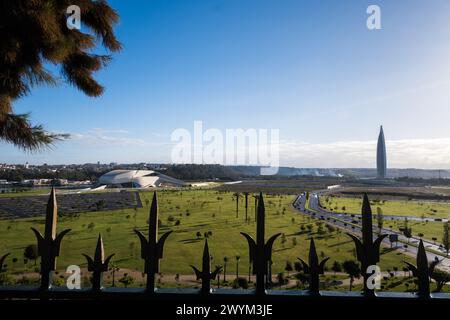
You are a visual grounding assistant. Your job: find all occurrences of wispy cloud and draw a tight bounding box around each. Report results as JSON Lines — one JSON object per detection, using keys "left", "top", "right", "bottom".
{"left": 70, "top": 128, "right": 147, "bottom": 146}
{"left": 279, "top": 138, "right": 450, "bottom": 169}
{"left": 52, "top": 129, "right": 450, "bottom": 169}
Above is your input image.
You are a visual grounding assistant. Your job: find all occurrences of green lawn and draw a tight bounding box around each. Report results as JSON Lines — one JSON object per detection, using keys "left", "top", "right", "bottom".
{"left": 383, "top": 219, "right": 446, "bottom": 245}
{"left": 320, "top": 195, "right": 449, "bottom": 246}
{"left": 350, "top": 276, "right": 450, "bottom": 293}
{"left": 0, "top": 188, "right": 51, "bottom": 197}
{"left": 322, "top": 195, "right": 450, "bottom": 219}
{"left": 0, "top": 190, "right": 414, "bottom": 287}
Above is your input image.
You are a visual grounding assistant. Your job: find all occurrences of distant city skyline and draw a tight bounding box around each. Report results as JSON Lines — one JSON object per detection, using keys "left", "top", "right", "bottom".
{"left": 2, "top": 0, "right": 450, "bottom": 168}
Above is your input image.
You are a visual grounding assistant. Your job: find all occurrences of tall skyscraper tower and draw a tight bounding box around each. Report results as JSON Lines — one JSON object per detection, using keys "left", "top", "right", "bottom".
{"left": 376, "top": 125, "right": 387, "bottom": 179}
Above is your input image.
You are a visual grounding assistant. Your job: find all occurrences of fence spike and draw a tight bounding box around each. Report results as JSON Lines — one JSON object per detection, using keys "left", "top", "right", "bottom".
{"left": 82, "top": 234, "right": 115, "bottom": 291}
{"left": 298, "top": 238, "right": 329, "bottom": 295}
{"left": 190, "top": 239, "right": 222, "bottom": 294}
{"left": 31, "top": 188, "right": 71, "bottom": 290}
{"left": 0, "top": 253, "right": 10, "bottom": 273}
{"left": 404, "top": 240, "right": 435, "bottom": 298}
{"left": 346, "top": 193, "right": 387, "bottom": 297}
{"left": 134, "top": 192, "right": 172, "bottom": 293}
{"left": 241, "top": 193, "right": 281, "bottom": 295}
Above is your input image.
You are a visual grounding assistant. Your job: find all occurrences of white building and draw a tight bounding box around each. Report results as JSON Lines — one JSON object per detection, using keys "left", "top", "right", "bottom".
{"left": 98, "top": 170, "right": 186, "bottom": 188}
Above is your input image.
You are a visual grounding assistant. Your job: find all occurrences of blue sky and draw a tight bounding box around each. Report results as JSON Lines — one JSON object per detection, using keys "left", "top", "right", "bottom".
{"left": 3, "top": 0, "right": 450, "bottom": 168}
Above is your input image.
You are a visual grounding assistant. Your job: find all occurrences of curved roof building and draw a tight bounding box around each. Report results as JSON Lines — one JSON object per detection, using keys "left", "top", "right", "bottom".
{"left": 376, "top": 126, "right": 387, "bottom": 179}
{"left": 98, "top": 170, "right": 186, "bottom": 188}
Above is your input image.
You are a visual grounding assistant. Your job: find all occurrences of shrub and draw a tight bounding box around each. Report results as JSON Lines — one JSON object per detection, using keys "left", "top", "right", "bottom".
{"left": 232, "top": 277, "right": 249, "bottom": 289}
{"left": 119, "top": 274, "right": 134, "bottom": 288}
{"left": 276, "top": 272, "right": 287, "bottom": 285}
{"left": 0, "top": 273, "right": 12, "bottom": 286}
{"left": 87, "top": 222, "right": 95, "bottom": 231}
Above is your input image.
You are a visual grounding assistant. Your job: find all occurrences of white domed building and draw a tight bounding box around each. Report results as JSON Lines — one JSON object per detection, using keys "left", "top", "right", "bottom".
{"left": 98, "top": 170, "right": 186, "bottom": 188}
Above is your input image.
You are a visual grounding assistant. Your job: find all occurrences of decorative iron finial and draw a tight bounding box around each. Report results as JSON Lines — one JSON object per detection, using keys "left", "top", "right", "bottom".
{"left": 190, "top": 239, "right": 222, "bottom": 294}
{"left": 31, "top": 188, "right": 71, "bottom": 290}
{"left": 297, "top": 238, "right": 329, "bottom": 295}
{"left": 404, "top": 239, "right": 436, "bottom": 298}
{"left": 82, "top": 234, "right": 115, "bottom": 291}
{"left": 346, "top": 193, "right": 387, "bottom": 297}
{"left": 134, "top": 192, "right": 172, "bottom": 292}
{"left": 241, "top": 193, "right": 281, "bottom": 295}
{"left": 0, "top": 253, "right": 10, "bottom": 273}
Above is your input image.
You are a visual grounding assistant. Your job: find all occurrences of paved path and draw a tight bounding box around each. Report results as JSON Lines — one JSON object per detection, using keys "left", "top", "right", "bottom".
{"left": 293, "top": 191, "right": 450, "bottom": 273}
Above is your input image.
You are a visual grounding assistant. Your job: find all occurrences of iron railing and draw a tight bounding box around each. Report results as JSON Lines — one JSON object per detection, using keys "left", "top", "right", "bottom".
{"left": 0, "top": 188, "right": 448, "bottom": 301}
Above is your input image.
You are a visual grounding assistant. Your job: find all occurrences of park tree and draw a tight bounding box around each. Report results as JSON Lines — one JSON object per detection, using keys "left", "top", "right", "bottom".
{"left": 325, "top": 224, "right": 335, "bottom": 234}
{"left": 0, "top": 0, "right": 121, "bottom": 150}
{"left": 402, "top": 218, "right": 412, "bottom": 243}
{"left": 342, "top": 260, "right": 361, "bottom": 291}
{"left": 243, "top": 192, "right": 249, "bottom": 221}
{"left": 233, "top": 192, "right": 239, "bottom": 218}
{"left": 431, "top": 269, "right": 450, "bottom": 292}
{"left": 331, "top": 261, "right": 342, "bottom": 276}
{"left": 280, "top": 233, "right": 287, "bottom": 246}
{"left": 118, "top": 274, "right": 134, "bottom": 288}
{"left": 276, "top": 272, "right": 286, "bottom": 286}
{"left": 235, "top": 255, "right": 240, "bottom": 278}
{"left": 294, "top": 261, "right": 303, "bottom": 273}
{"left": 285, "top": 261, "right": 293, "bottom": 277}
{"left": 292, "top": 237, "right": 298, "bottom": 246}
{"left": 223, "top": 256, "right": 229, "bottom": 282}
{"left": 443, "top": 222, "right": 450, "bottom": 256}
{"left": 23, "top": 244, "right": 38, "bottom": 265}
{"left": 376, "top": 207, "right": 384, "bottom": 234}
{"left": 233, "top": 277, "right": 249, "bottom": 289}
{"left": 95, "top": 200, "right": 106, "bottom": 211}
{"left": 87, "top": 222, "right": 95, "bottom": 232}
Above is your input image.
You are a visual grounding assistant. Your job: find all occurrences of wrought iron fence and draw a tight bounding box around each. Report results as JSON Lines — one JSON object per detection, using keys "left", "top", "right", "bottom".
{"left": 0, "top": 188, "right": 449, "bottom": 301}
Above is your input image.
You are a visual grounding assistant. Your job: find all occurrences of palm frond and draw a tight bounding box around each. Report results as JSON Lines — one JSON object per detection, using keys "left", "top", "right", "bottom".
{"left": 0, "top": 113, "right": 69, "bottom": 151}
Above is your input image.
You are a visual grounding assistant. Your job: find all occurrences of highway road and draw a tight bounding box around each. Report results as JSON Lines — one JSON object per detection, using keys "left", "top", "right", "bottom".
{"left": 293, "top": 191, "right": 450, "bottom": 273}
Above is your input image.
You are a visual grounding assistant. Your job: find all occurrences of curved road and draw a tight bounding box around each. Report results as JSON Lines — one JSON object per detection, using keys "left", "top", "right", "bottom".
{"left": 293, "top": 191, "right": 450, "bottom": 273}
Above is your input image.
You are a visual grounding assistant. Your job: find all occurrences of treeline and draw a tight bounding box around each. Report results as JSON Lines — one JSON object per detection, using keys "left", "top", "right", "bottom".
{"left": 1, "top": 164, "right": 350, "bottom": 182}
{"left": 394, "top": 177, "right": 450, "bottom": 185}
{"left": 0, "top": 168, "right": 108, "bottom": 182}
{"left": 163, "top": 164, "right": 247, "bottom": 181}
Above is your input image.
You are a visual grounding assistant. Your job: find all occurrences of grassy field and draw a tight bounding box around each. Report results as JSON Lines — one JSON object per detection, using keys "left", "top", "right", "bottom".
{"left": 0, "top": 188, "right": 51, "bottom": 198}
{"left": 350, "top": 276, "right": 450, "bottom": 293}
{"left": 319, "top": 195, "right": 450, "bottom": 249}
{"left": 0, "top": 189, "right": 415, "bottom": 288}
{"left": 321, "top": 195, "right": 450, "bottom": 219}
{"left": 382, "top": 220, "right": 445, "bottom": 245}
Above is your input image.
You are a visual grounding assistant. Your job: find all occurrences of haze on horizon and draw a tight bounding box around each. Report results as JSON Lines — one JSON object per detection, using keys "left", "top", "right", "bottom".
{"left": 2, "top": 0, "right": 450, "bottom": 169}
